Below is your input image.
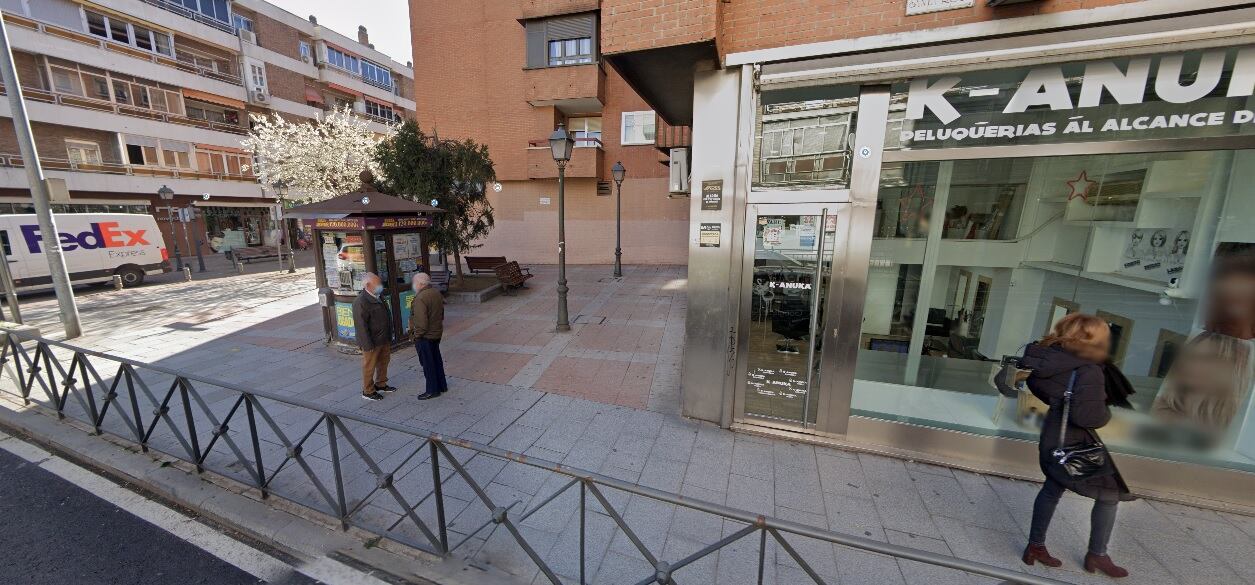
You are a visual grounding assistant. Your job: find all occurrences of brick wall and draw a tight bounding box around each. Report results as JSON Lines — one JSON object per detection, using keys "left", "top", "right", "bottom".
{"left": 265, "top": 64, "right": 307, "bottom": 103}
{"left": 600, "top": 0, "right": 717, "bottom": 55}
{"left": 410, "top": 0, "right": 685, "bottom": 264}
{"left": 13, "top": 51, "right": 43, "bottom": 89}
{"left": 254, "top": 12, "right": 303, "bottom": 61}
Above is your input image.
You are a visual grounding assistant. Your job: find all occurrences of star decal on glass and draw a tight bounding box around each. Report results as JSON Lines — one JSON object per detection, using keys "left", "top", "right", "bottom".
{"left": 1066, "top": 170, "right": 1097, "bottom": 202}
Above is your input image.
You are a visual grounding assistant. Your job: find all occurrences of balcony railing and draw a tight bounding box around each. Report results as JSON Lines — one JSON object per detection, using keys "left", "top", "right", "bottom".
{"left": 0, "top": 153, "right": 257, "bottom": 184}
{"left": 655, "top": 124, "right": 691, "bottom": 151}
{"left": 2, "top": 12, "right": 243, "bottom": 86}
{"left": 1, "top": 84, "right": 250, "bottom": 137}
{"left": 137, "top": 0, "right": 235, "bottom": 34}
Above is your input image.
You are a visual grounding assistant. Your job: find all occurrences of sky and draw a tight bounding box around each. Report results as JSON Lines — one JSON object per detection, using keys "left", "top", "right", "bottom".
{"left": 264, "top": 0, "right": 413, "bottom": 65}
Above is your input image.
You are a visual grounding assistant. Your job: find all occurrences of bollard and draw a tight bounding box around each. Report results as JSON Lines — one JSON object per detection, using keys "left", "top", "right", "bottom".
{"left": 183, "top": 266, "right": 192, "bottom": 281}
{"left": 235, "top": 257, "right": 245, "bottom": 275}
{"left": 112, "top": 274, "right": 123, "bottom": 291}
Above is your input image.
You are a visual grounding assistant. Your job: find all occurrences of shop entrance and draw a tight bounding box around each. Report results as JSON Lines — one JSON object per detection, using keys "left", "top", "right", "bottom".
{"left": 734, "top": 203, "right": 848, "bottom": 428}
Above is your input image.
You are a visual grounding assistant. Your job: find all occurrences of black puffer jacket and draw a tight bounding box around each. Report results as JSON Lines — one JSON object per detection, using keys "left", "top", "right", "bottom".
{"left": 1021, "top": 343, "right": 1134, "bottom": 502}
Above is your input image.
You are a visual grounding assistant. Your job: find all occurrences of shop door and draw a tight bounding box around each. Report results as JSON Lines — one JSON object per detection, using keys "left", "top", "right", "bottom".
{"left": 734, "top": 203, "right": 848, "bottom": 429}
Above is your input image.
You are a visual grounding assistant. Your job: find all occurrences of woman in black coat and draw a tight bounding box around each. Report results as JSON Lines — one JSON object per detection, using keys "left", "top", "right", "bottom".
{"left": 1018, "top": 313, "right": 1134, "bottom": 579}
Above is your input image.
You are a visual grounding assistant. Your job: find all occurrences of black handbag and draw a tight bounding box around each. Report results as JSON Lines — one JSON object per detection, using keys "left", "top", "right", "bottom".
{"left": 1050, "top": 370, "right": 1112, "bottom": 480}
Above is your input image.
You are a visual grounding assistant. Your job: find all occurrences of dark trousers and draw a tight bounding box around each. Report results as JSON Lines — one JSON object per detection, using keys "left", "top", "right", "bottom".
{"left": 1029, "top": 477, "right": 1118, "bottom": 555}
{"left": 415, "top": 338, "right": 448, "bottom": 395}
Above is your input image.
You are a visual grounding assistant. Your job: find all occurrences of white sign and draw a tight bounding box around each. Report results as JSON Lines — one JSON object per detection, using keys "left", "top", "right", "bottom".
{"left": 539, "top": 197, "right": 551, "bottom": 205}
{"left": 906, "top": 0, "right": 973, "bottom": 16}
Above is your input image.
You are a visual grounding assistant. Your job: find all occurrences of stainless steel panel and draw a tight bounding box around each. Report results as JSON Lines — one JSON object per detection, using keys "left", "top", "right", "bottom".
{"left": 817, "top": 85, "right": 891, "bottom": 436}
{"left": 747, "top": 188, "right": 852, "bottom": 204}
{"left": 680, "top": 66, "right": 744, "bottom": 425}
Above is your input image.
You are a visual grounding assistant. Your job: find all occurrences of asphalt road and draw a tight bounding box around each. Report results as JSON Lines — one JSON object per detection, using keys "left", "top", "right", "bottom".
{"left": 0, "top": 447, "right": 315, "bottom": 585}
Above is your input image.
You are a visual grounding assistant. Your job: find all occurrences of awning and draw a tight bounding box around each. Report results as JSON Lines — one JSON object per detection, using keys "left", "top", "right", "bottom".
{"left": 195, "top": 143, "right": 249, "bottom": 155}
{"left": 181, "top": 88, "right": 246, "bottom": 110}
{"left": 326, "top": 83, "right": 362, "bottom": 98}
{"left": 304, "top": 87, "right": 325, "bottom": 104}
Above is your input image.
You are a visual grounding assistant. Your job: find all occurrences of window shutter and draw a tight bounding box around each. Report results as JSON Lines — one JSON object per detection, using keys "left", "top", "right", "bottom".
{"left": 524, "top": 20, "right": 546, "bottom": 69}
{"left": 545, "top": 14, "right": 594, "bottom": 42}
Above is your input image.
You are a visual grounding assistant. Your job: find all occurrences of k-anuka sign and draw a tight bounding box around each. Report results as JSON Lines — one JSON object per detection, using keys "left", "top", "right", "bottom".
{"left": 896, "top": 47, "right": 1255, "bottom": 149}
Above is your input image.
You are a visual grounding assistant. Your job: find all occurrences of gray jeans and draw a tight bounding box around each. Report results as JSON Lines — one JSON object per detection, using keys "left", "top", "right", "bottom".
{"left": 1028, "top": 477, "right": 1118, "bottom": 555}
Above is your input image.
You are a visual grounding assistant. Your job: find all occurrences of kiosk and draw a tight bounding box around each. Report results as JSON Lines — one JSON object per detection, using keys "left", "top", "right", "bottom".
{"left": 287, "top": 191, "right": 443, "bottom": 352}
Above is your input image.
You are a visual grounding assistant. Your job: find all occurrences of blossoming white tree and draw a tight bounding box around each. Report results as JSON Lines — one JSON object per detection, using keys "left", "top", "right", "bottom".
{"left": 242, "top": 106, "right": 388, "bottom": 202}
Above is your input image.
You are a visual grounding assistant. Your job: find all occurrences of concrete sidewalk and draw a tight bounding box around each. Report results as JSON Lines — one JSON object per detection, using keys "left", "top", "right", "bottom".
{"left": 8, "top": 265, "right": 1255, "bottom": 585}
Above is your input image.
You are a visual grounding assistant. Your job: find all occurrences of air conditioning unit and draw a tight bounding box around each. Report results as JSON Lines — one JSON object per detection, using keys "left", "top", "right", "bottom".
{"left": 251, "top": 89, "right": 269, "bottom": 104}
{"left": 669, "top": 147, "right": 690, "bottom": 195}
{"left": 237, "top": 29, "right": 256, "bottom": 44}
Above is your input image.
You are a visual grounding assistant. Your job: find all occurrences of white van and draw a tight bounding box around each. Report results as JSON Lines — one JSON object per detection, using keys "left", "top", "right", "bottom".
{"left": 0, "top": 213, "right": 171, "bottom": 291}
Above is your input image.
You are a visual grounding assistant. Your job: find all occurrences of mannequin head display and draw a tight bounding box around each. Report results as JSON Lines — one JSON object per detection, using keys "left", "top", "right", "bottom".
{"left": 1126, "top": 230, "right": 1145, "bottom": 258}
{"left": 1150, "top": 230, "right": 1169, "bottom": 260}
{"left": 1172, "top": 230, "right": 1191, "bottom": 257}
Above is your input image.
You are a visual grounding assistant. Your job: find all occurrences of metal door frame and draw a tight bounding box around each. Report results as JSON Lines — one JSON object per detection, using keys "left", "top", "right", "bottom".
{"left": 732, "top": 201, "right": 852, "bottom": 431}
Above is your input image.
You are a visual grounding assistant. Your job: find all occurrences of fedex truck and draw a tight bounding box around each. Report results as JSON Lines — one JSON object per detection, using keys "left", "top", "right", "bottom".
{"left": 0, "top": 214, "right": 171, "bottom": 292}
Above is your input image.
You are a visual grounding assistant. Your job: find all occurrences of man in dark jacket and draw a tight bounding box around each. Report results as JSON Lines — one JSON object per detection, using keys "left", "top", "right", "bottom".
{"left": 352, "top": 272, "right": 394, "bottom": 401}
{"left": 409, "top": 272, "right": 447, "bottom": 400}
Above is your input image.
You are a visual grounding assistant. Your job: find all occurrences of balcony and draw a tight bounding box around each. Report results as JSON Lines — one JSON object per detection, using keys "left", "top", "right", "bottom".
{"left": 5, "top": 85, "right": 249, "bottom": 136}
{"left": 526, "top": 139, "right": 603, "bottom": 180}
{"left": 523, "top": 64, "right": 605, "bottom": 115}
{"left": 655, "top": 122, "right": 691, "bottom": 152}
{"left": 0, "top": 153, "right": 255, "bottom": 183}
{"left": 137, "top": 0, "right": 234, "bottom": 34}
{"left": 520, "top": 0, "right": 600, "bottom": 20}
{"left": 2, "top": 12, "right": 243, "bottom": 87}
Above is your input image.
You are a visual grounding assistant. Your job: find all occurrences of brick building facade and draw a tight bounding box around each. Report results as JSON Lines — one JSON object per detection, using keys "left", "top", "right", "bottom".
{"left": 0, "top": 0, "right": 413, "bottom": 267}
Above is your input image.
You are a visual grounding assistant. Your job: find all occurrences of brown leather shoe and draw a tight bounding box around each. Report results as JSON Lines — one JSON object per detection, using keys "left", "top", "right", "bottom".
{"left": 1022, "top": 543, "right": 1062, "bottom": 568}
{"left": 1084, "top": 553, "right": 1129, "bottom": 578}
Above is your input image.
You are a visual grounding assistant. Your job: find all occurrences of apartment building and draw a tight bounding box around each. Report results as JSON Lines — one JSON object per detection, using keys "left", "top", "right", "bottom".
{"left": 428, "top": 0, "right": 1255, "bottom": 509}
{"left": 0, "top": 0, "right": 414, "bottom": 256}
{"left": 409, "top": 1, "right": 692, "bottom": 265}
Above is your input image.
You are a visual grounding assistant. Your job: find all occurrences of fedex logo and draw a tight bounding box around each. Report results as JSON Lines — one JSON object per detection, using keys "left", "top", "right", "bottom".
{"left": 21, "top": 222, "right": 149, "bottom": 254}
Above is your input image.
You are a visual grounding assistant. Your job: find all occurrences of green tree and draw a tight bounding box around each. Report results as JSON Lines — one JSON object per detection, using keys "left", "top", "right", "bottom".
{"left": 375, "top": 121, "right": 497, "bottom": 284}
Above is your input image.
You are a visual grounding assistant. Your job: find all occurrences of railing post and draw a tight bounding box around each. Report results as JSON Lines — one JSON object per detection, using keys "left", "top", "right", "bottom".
{"left": 327, "top": 415, "right": 349, "bottom": 529}
{"left": 177, "top": 377, "right": 203, "bottom": 472}
{"left": 430, "top": 439, "right": 448, "bottom": 554}
{"left": 244, "top": 395, "right": 267, "bottom": 498}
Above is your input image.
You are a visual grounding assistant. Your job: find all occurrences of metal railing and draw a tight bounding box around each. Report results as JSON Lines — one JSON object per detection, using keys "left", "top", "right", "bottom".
{"left": 4, "top": 85, "right": 250, "bottom": 136}
{"left": 0, "top": 330, "right": 1069, "bottom": 585}
{"left": 0, "top": 153, "right": 256, "bottom": 184}
{"left": 137, "top": 0, "right": 236, "bottom": 34}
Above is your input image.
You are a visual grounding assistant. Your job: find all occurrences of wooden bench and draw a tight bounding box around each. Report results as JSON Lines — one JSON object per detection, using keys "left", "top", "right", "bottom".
{"left": 465, "top": 256, "right": 508, "bottom": 274}
{"left": 493, "top": 261, "right": 534, "bottom": 294}
{"left": 229, "top": 245, "right": 293, "bottom": 264}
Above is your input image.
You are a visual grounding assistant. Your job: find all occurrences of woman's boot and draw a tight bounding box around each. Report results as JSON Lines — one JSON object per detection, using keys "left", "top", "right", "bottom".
{"left": 1084, "top": 553, "right": 1129, "bottom": 578}
{"left": 1022, "top": 543, "right": 1062, "bottom": 567}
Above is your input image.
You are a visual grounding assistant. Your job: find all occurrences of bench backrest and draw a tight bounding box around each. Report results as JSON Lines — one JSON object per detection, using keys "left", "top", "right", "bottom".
{"left": 494, "top": 261, "right": 525, "bottom": 281}
{"left": 466, "top": 256, "right": 507, "bottom": 269}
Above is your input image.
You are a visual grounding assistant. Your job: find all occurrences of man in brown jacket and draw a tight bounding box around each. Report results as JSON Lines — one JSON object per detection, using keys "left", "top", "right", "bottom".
{"left": 409, "top": 272, "right": 447, "bottom": 400}
{"left": 352, "top": 272, "right": 393, "bottom": 401}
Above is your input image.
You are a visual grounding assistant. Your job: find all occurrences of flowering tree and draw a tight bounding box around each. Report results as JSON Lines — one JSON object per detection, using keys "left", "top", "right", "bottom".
{"left": 242, "top": 106, "right": 388, "bottom": 202}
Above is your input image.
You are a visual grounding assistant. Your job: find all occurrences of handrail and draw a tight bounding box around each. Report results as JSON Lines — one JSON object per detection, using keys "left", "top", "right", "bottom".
{"left": 2, "top": 9, "right": 243, "bottom": 86}
{"left": 0, "top": 329, "right": 1071, "bottom": 585}
{"left": 0, "top": 152, "right": 256, "bottom": 183}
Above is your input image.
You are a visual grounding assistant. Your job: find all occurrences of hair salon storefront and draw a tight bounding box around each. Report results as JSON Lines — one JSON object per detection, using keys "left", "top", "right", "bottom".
{"left": 681, "top": 12, "right": 1255, "bottom": 508}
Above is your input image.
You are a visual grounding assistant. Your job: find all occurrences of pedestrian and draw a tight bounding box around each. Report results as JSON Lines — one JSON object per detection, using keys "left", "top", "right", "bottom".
{"left": 409, "top": 272, "right": 448, "bottom": 400}
{"left": 352, "top": 272, "right": 395, "bottom": 401}
{"left": 1018, "top": 313, "right": 1134, "bottom": 578}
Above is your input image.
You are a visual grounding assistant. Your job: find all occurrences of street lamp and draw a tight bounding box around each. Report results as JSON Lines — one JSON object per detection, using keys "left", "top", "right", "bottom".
{"left": 157, "top": 185, "right": 183, "bottom": 272}
{"left": 273, "top": 180, "right": 295, "bottom": 273}
{"left": 611, "top": 161, "right": 626, "bottom": 278}
{"left": 549, "top": 122, "right": 574, "bottom": 332}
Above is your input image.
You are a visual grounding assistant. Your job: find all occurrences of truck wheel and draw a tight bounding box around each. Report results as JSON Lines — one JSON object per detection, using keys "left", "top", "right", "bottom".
{"left": 115, "top": 266, "right": 145, "bottom": 287}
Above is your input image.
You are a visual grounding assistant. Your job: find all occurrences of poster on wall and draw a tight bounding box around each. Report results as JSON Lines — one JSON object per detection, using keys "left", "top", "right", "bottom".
{"left": 1118, "top": 228, "right": 1191, "bottom": 282}
{"left": 1149, "top": 242, "right": 1255, "bottom": 456}
{"left": 335, "top": 301, "right": 355, "bottom": 341}
{"left": 699, "top": 223, "right": 722, "bottom": 248}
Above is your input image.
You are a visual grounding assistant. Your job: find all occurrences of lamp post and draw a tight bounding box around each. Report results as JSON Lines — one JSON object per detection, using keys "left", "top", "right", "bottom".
{"left": 549, "top": 123, "right": 574, "bottom": 332}
{"left": 611, "top": 161, "right": 625, "bottom": 278}
{"left": 273, "top": 180, "right": 295, "bottom": 273}
{"left": 158, "top": 185, "right": 183, "bottom": 272}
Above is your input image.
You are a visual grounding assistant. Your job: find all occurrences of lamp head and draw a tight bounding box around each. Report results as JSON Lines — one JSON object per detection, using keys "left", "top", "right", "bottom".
{"left": 157, "top": 185, "right": 174, "bottom": 200}
{"left": 611, "top": 161, "right": 626, "bottom": 184}
{"left": 548, "top": 123, "right": 574, "bottom": 163}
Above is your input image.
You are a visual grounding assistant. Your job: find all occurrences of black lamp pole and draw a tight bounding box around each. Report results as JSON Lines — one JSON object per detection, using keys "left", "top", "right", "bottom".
{"left": 549, "top": 123, "right": 574, "bottom": 332}
{"left": 158, "top": 185, "right": 182, "bottom": 272}
{"left": 611, "top": 161, "right": 625, "bottom": 278}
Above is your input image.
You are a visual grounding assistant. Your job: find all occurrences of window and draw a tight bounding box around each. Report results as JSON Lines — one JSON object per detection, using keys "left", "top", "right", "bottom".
{"left": 65, "top": 141, "right": 102, "bottom": 166}
{"left": 233, "top": 14, "right": 254, "bottom": 32}
{"left": 620, "top": 111, "right": 656, "bottom": 145}
{"left": 570, "top": 117, "right": 601, "bottom": 147}
{"left": 186, "top": 102, "right": 239, "bottom": 125}
{"left": 189, "top": 0, "right": 228, "bottom": 23}
{"left": 364, "top": 100, "right": 395, "bottom": 122}
{"left": 547, "top": 38, "right": 593, "bottom": 66}
{"left": 326, "top": 46, "right": 360, "bottom": 74}
{"left": 249, "top": 64, "right": 266, "bottom": 90}
{"left": 0, "top": 231, "right": 10, "bottom": 257}
{"left": 124, "top": 135, "right": 190, "bottom": 169}
{"left": 49, "top": 66, "right": 83, "bottom": 96}
{"left": 84, "top": 11, "right": 172, "bottom": 56}
{"left": 299, "top": 41, "right": 312, "bottom": 61}
{"left": 360, "top": 60, "right": 392, "bottom": 89}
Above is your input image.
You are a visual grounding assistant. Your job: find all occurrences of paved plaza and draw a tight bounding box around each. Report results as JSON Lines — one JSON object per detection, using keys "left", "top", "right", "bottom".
{"left": 6, "top": 265, "right": 1255, "bottom": 585}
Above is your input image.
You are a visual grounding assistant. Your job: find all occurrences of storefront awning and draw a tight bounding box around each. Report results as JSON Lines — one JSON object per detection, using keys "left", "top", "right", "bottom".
{"left": 286, "top": 191, "right": 444, "bottom": 219}
{"left": 182, "top": 88, "right": 246, "bottom": 110}
{"left": 304, "top": 87, "right": 325, "bottom": 104}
